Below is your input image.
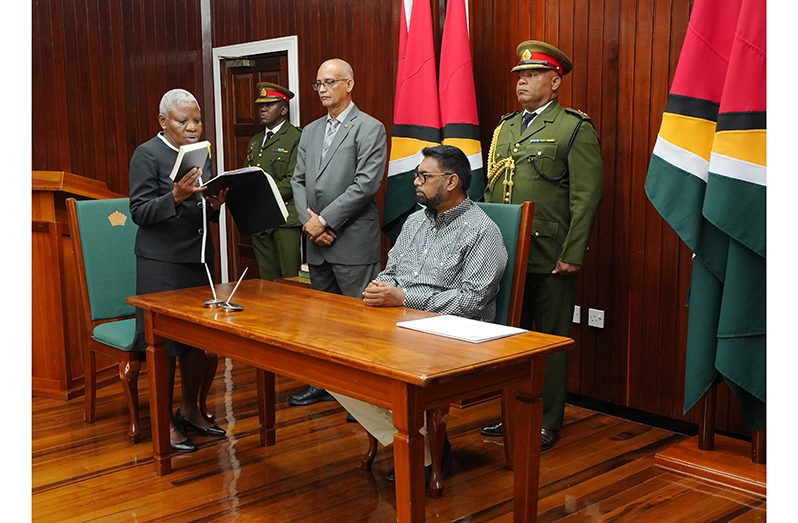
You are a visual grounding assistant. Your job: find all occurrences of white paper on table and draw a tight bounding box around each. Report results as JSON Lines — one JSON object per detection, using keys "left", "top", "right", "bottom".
{"left": 396, "top": 314, "right": 527, "bottom": 343}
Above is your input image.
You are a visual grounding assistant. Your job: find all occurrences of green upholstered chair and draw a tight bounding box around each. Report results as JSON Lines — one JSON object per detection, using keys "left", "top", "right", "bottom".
{"left": 68, "top": 197, "right": 220, "bottom": 444}
{"left": 67, "top": 197, "right": 143, "bottom": 443}
{"left": 358, "top": 201, "right": 534, "bottom": 497}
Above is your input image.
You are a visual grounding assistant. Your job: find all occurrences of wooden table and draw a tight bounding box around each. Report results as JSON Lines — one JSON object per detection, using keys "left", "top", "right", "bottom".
{"left": 128, "top": 279, "right": 573, "bottom": 522}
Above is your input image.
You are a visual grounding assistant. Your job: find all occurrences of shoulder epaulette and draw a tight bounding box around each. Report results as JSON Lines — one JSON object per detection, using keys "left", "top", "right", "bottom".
{"left": 499, "top": 111, "right": 519, "bottom": 123}
{"left": 564, "top": 107, "right": 591, "bottom": 120}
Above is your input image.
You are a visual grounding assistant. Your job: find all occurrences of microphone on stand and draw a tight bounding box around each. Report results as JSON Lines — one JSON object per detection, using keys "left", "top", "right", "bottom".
{"left": 219, "top": 267, "right": 248, "bottom": 312}
{"left": 202, "top": 262, "right": 224, "bottom": 307}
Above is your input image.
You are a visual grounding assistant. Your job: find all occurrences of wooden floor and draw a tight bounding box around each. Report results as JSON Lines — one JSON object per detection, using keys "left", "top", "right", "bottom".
{"left": 32, "top": 361, "right": 766, "bottom": 522}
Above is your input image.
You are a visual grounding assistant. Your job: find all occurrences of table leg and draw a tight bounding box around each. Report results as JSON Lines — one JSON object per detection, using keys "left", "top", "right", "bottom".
{"left": 392, "top": 383, "right": 425, "bottom": 522}
{"left": 511, "top": 360, "right": 545, "bottom": 522}
{"left": 426, "top": 406, "right": 449, "bottom": 498}
{"left": 256, "top": 369, "right": 276, "bottom": 447}
{"left": 145, "top": 311, "right": 171, "bottom": 476}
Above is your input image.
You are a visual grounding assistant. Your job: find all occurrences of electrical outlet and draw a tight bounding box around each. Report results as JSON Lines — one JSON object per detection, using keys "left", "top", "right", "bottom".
{"left": 572, "top": 305, "right": 581, "bottom": 323}
{"left": 587, "top": 308, "right": 605, "bottom": 328}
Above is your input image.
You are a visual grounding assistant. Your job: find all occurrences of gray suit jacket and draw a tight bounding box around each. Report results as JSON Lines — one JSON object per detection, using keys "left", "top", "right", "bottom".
{"left": 291, "top": 103, "right": 386, "bottom": 265}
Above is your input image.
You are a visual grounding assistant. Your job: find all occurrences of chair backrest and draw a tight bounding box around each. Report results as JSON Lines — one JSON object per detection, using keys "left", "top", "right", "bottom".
{"left": 475, "top": 201, "right": 534, "bottom": 327}
{"left": 67, "top": 197, "right": 138, "bottom": 322}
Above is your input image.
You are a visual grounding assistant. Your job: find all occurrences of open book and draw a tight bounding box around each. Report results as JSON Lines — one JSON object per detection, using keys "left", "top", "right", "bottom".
{"left": 201, "top": 166, "right": 288, "bottom": 235}
{"left": 396, "top": 315, "right": 527, "bottom": 343}
{"left": 169, "top": 141, "right": 212, "bottom": 182}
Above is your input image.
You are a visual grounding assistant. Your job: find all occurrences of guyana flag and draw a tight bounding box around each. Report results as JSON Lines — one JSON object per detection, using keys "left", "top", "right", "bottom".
{"left": 383, "top": 0, "right": 441, "bottom": 244}
{"left": 645, "top": 0, "right": 765, "bottom": 430}
{"left": 439, "top": 0, "right": 484, "bottom": 201}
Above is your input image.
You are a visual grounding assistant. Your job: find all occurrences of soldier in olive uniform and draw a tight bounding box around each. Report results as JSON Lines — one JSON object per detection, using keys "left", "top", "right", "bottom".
{"left": 246, "top": 82, "right": 303, "bottom": 280}
{"left": 481, "top": 41, "right": 603, "bottom": 451}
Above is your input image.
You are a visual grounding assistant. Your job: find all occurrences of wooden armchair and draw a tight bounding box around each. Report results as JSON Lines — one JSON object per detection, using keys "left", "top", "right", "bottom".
{"left": 67, "top": 197, "right": 219, "bottom": 443}
{"left": 359, "top": 201, "right": 534, "bottom": 497}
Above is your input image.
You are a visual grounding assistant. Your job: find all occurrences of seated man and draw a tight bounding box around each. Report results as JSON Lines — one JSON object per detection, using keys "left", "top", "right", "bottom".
{"left": 329, "top": 144, "right": 508, "bottom": 480}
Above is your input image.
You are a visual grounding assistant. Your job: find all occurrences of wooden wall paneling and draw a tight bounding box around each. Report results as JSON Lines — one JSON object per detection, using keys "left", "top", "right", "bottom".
{"left": 624, "top": 0, "right": 651, "bottom": 412}
{"left": 636, "top": 0, "right": 663, "bottom": 415}
{"left": 602, "top": 0, "right": 626, "bottom": 405}
{"left": 32, "top": 0, "right": 72, "bottom": 171}
{"left": 101, "top": 0, "right": 128, "bottom": 195}
{"left": 583, "top": 0, "right": 604, "bottom": 400}
{"left": 530, "top": 0, "right": 543, "bottom": 39}
{"left": 576, "top": 0, "right": 601, "bottom": 400}
{"left": 585, "top": 0, "right": 617, "bottom": 402}
{"left": 60, "top": 0, "right": 87, "bottom": 179}
{"left": 200, "top": 0, "right": 216, "bottom": 155}
{"left": 650, "top": 0, "right": 678, "bottom": 418}
{"left": 613, "top": 0, "right": 644, "bottom": 406}
{"left": 83, "top": 0, "right": 108, "bottom": 189}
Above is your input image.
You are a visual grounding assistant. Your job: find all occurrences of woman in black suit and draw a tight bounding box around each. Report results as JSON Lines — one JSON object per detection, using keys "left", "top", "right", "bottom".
{"left": 129, "top": 88, "right": 228, "bottom": 452}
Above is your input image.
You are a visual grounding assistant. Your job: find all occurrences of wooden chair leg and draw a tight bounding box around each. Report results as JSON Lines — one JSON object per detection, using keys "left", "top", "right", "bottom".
{"left": 84, "top": 349, "right": 97, "bottom": 423}
{"left": 119, "top": 359, "right": 142, "bottom": 444}
{"left": 200, "top": 351, "right": 219, "bottom": 422}
{"left": 501, "top": 388, "right": 514, "bottom": 470}
{"left": 360, "top": 430, "right": 379, "bottom": 470}
{"left": 427, "top": 407, "right": 449, "bottom": 498}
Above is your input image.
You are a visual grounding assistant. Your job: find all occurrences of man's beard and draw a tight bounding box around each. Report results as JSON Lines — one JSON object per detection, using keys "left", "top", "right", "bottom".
{"left": 415, "top": 184, "right": 445, "bottom": 209}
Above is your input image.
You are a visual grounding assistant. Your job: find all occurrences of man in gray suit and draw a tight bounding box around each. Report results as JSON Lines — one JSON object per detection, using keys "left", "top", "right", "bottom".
{"left": 289, "top": 58, "right": 387, "bottom": 406}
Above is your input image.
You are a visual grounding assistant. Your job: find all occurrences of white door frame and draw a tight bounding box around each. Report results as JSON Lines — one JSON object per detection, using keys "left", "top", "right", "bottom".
{"left": 211, "top": 36, "right": 300, "bottom": 282}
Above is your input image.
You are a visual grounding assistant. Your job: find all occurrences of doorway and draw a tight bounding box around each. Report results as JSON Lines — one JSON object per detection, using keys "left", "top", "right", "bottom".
{"left": 211, "top": 36, "right": 300, "bottom": 282}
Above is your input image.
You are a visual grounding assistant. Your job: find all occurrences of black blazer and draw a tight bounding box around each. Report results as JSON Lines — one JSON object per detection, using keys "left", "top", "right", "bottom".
{"left": 129, "top": 135, "right": 216, "bottom": 263}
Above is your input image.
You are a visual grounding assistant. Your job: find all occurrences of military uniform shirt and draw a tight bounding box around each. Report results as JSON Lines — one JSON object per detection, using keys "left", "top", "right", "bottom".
{"left": 246, "top": 120, "right": 302, "bottom": 227}
{"left": 485, "top": 100, "right": 602, "bottom": 273}
{"left": 376, "top": 199, "right": 508, "bottom": 321}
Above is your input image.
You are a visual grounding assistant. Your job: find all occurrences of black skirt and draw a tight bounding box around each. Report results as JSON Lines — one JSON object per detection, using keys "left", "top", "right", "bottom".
{"left": 132, "top": 257, "right": 208, "bottom": 355}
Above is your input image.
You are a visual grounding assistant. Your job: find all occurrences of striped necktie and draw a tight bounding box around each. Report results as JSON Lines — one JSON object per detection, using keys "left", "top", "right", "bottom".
{"left": 321, "top": 118, "right": 340, "bottom": 160}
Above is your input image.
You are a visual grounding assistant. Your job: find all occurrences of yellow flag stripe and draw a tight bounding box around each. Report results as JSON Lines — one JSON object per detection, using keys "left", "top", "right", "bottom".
{"left": 442, "top": 137, "right": 482, "bottom": 156}
{"left": 659, "top": 113, "right": 716, "bottom": 161}
{"left": 712, "top": 130, "right": 766, "bottom": 167}
{"left": 389, "top": 136, "right": 439, "bottom": 161}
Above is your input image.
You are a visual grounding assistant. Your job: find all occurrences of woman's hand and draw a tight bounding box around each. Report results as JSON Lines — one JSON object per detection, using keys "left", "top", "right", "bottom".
{"left": 172, "top": 167, "right": 204, "bottom": 206}
{"left": 205, "top": 188, "right": 229, "bottom": 211}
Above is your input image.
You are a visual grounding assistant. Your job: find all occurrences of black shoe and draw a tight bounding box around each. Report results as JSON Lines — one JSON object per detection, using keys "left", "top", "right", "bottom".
{"left": 170, "top": 437, "right": 197, "bottom": 453}
{"left": 480, "top": 420, "right": 504, "bottom": 437}
{"left": 175, "top": 409, "right": 226, "bottom": 437}
{"left": 540, "top": 428, "right": 559, "bottom": 452}
{"left": 288, "top": 385, "right": 334, "bottom": 406}
{"left": 386, "top": 438, "right": 450, "bottom": 483}
{"left": 386, "top": 465, "right": 433, "bottom": 484}
{"left": 345, "top": 412, "right": 357, "bottom": 423}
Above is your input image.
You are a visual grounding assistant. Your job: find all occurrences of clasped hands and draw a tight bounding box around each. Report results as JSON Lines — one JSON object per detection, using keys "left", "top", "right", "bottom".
{"left": 303, "top": 208, "right": 337, "bottom": 247}
{"left": 552, "top": 260, "right": 582, "bottom": 275}
{"left": 362, "top": 280, "right": 406, "bottom": 307}
{"left": 171, "top": 167, "right": 228, "bottom": 210}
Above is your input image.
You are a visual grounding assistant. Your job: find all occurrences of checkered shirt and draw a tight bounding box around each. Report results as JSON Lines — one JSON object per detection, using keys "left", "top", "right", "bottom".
{"left": 376, "top": 199, "right": 508, "bottom": 321}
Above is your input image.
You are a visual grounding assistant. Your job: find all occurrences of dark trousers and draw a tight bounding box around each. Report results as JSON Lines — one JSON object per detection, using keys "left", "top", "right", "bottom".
{"left": 521, "top": 272, "right": 577, "bottom": 430}
{"left": 309, "top": 260, "right": 381, "bottom": 298}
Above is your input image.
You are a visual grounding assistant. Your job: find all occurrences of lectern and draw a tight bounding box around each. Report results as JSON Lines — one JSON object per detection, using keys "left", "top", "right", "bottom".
{"left": 32, "top": 171, "right": 122, "bottom": 399}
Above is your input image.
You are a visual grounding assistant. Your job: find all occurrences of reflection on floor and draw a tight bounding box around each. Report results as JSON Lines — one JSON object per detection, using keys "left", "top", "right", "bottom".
{"left": 32, "top": 361, "right": 766, "bottom": 521}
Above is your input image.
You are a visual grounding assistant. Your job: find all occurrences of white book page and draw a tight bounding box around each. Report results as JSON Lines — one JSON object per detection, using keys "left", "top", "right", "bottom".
{"left": 397, "top": 315, "right": 527, "bottom": 343}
